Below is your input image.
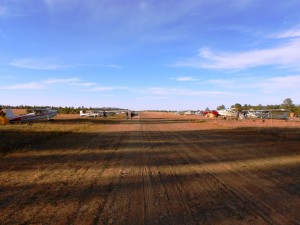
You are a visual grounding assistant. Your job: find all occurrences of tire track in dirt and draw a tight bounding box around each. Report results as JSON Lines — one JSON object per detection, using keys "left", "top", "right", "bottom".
{"left": 91, "top": 121, "right": 156, "bottom": 225}
{"left": 141, "top": 124, "right": 212, "bottom": 224}
{"left": 176, "top": 129, "right": 300, "bottom": 224}
{"left": 90, "top": 117, "right": 198, "bottom": 224}
{"left": 0, "top": 123, "right": 132, "bottom": 225}
{"left": 138, "top": 115, "right": 285, "bottom": 224}
{"left": 94, "top": 115, "right": 300, "bottom": 225}
{"left": 66, "top": 124, "right": 131, "bottom": 225}
{"left": 138, "top": 122, "right": 192, "bottom": 225}
{"left": 1, "top": 131, "right": 105, "bottom": 224}
{"left": 90, "top": 121, "right": 143, "bottom": 225}
{"left": 133, "top": 115, "right": 197, "bottom": 224}
{"left": 165, "top": 123, "right": 298, "bottom": 224}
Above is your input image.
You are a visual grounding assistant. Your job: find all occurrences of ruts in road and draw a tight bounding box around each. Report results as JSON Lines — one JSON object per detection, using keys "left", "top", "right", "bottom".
{"left": 0, "top": 112, "right": 300, "bottom": 225}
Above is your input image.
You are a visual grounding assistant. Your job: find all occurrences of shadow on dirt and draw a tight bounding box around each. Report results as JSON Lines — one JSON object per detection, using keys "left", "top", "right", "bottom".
{"left": 0, "top": 163, "right": 299, "bottom": 225}
{"left": 1, "top": 126, "right": 300, "bottom": 170}
{"left": 27, "top": 117, "right": 202, "bottom": 125}
{"left": 1, "top": 118, "right": 300, "bottom": 225}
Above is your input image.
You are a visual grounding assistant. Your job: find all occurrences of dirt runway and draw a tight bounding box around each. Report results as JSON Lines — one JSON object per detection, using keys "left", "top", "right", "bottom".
{"left": 0, "top": 112, "right": 300, "bottom": 224}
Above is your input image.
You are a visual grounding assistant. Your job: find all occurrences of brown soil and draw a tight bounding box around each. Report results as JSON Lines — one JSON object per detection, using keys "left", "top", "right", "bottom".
{"left": 0, "top": 112, "right": 300, "bottom": 225}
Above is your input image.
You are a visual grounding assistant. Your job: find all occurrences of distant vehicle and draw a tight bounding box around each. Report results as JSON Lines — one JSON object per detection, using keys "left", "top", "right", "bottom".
{"left": 131, "top": 111, "right": 139, "bottom": 117}
{"left": 195, "top": 111, "right": 202, "bottom": 116}
{"left": 217, "top": 108, "right": 237, "bottom": 118}
{"left": 218, "top": 108, "right": 290, "bottom": 119}
{"left": 244, "top": 109, "right": 289, "bottom": 119}
{"left": 5, "top": 108, "right": 58, "bottom": 122}
{"left": 203, "top": 110, "right": 220, "bottom": 117}
{"left": 184, "top": 111, "right": 196, "bottom": 115}
{"left": 175, "top": 111, "right": 184, "bottom": 115}
{"left": 79, "top": 110, "right": 103, "bottom": 117}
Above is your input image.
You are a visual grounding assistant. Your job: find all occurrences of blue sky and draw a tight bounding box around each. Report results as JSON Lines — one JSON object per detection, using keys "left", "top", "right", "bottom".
{"left": 1, "top": 0, "right": 300, "bottom": 110}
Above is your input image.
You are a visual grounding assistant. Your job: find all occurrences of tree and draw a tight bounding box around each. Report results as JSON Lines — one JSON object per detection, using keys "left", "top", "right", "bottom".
{"left": 282, "top": 98, "right": 293, "bottom": 110}
{"left": 257, "top": 104, "right": 263, "bottom": 110}
{"left": 234, "top": 103, "right": 242, "bottom": 111}
{"left": 217, "top": 105, "right": 225, "bottom": 110}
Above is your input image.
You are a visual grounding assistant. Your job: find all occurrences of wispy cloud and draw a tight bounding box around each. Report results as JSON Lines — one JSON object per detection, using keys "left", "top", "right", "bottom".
{"left": 43, "top": 78, "right": 97, "bottom": 87}
{"left": 140, "top": 87, "right": 236, "bottom": 97}
{"left": 175, "top": 38, "right": 300, "bottom": 70}
{"left": 176, "top": 76, "right": 198, "bottom": 82}
{"left": 207, "top": 79, "right": 232, "bottom": 85}
{"left": 0, "top": 77, "right": 95, "bottom": 90}
{"left": 85, "top": 85, "right": 130, "bottom": 92}
{"left": 136, "top": 96, "right": 173, "bottom": 101}
{"left": 0, "top": 82, "right": 44, "bottom": 90}
{"left": 175, "top": 25, "right": 300, "bottom": 71}
{"left": 43, "top": 78, "right": 80, "bottom": 84}
{"left": 70, "top": 82, "right": 96, "bottom": 87}
{"left": 10, "top": 58, "right": 69, "bottom": 70}
{"left": 258, "top": 75, "right": 300, "bottom": 90}
{"left": 79, "top": 64, "right": 123, "bottom": 69}
{"left": 135, "top": 87, "right": 239, "bottom": 103}
{"left": 107, "top": 64, "right": 122, "bottom": 69}
{"left": 272, "top": 27, "right": 300, "bottom": 39}
{"left": 87, "top": 86, "right": 117, "bottom": 91}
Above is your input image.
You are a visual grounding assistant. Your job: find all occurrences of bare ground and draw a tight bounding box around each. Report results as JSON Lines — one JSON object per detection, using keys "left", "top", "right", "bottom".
{"left": 0, "top": 112, "right": 300, "bottom": 225}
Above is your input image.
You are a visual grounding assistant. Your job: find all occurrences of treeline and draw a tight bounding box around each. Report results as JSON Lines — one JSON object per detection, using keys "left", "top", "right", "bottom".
{"left": 216, "top": 98, "right": 300, "bottom": 114}
{"left": 0, "top": 105, "right": 126, "bottom": 114}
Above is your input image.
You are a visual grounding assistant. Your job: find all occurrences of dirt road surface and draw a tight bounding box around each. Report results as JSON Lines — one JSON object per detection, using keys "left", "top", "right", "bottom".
{"left": 0, "top": 112, "right": 300, "bottom": 224}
